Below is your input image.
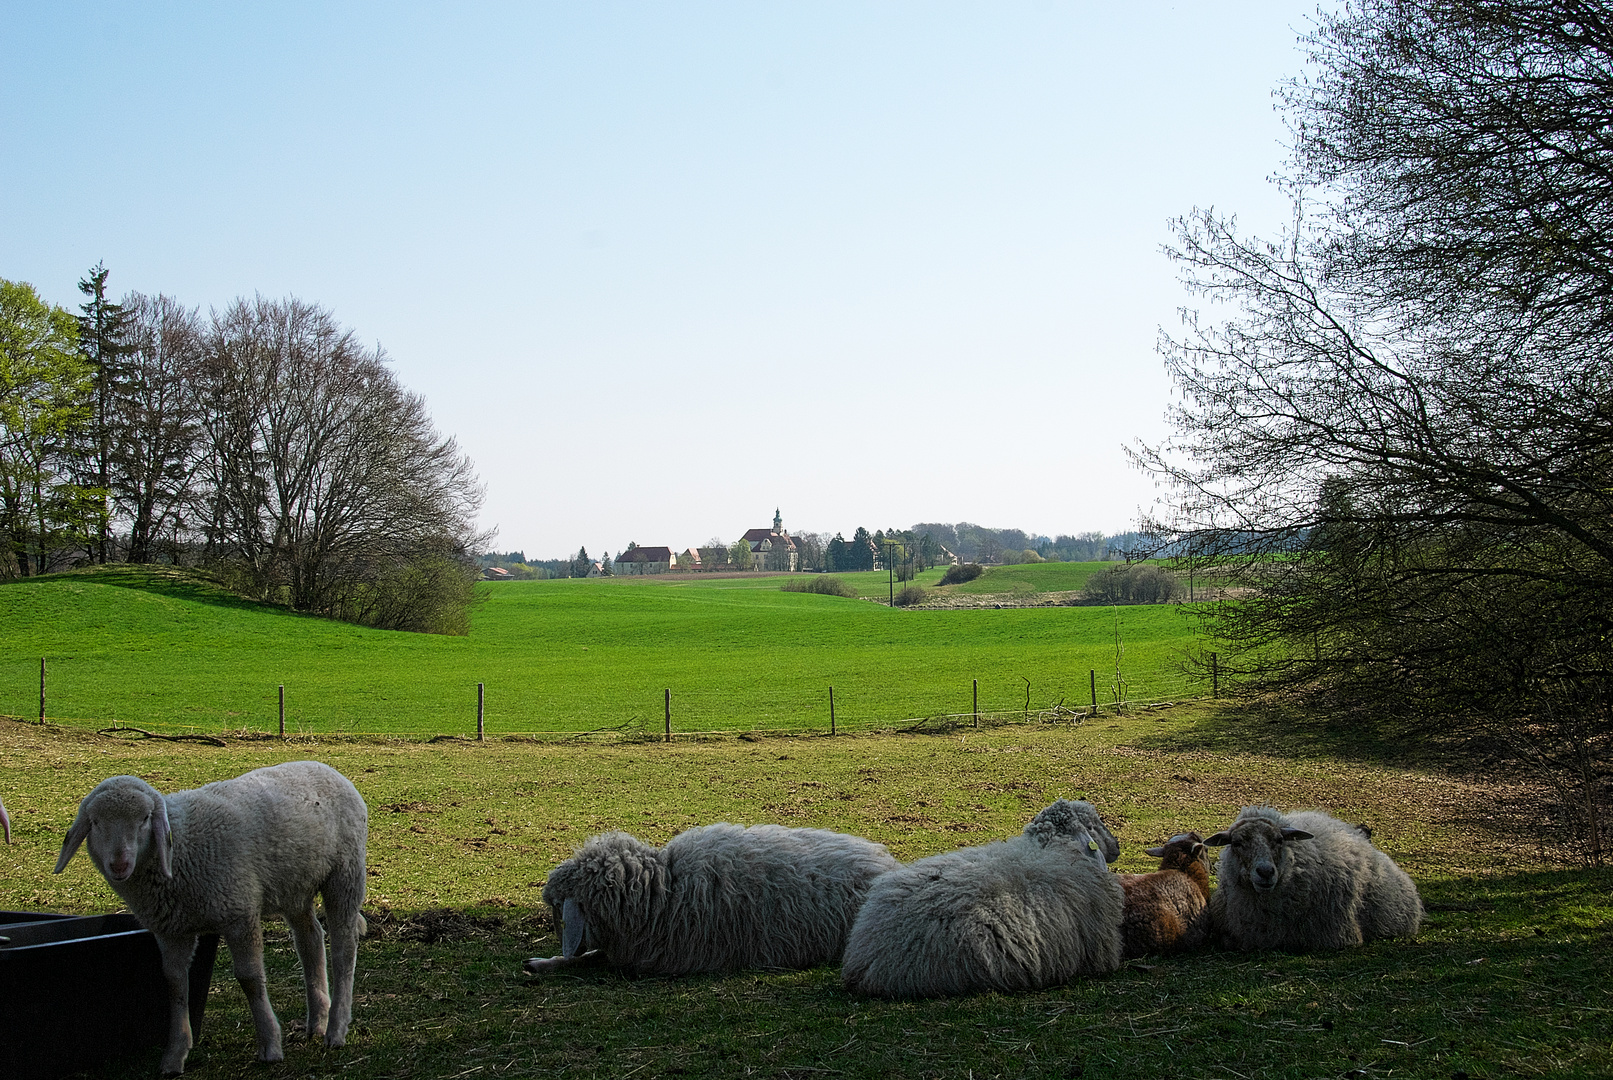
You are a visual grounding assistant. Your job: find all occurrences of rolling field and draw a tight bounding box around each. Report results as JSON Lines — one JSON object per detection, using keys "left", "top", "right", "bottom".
{"left": 0, "top": 566, "right": 1204, "bottom": 736}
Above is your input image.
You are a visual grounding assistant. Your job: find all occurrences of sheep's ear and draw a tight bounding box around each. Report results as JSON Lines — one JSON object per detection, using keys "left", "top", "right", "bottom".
{"left": 54, "top": 812, "right": 91, "bottom": 873}
{"left": 1203, "top": 831, "right": 1233, "bottom": 847}
{"left": 1280, "top": 828, "right": 1314, "bottom": 843}
{"left": 560, "top": 898, "right": 588, "bottom": 958}
{"left": 1144, "top": 844, "right": 1166, "bottom": 858}
{"left": 150, "top": 793, "right": 173, "bottom": 879}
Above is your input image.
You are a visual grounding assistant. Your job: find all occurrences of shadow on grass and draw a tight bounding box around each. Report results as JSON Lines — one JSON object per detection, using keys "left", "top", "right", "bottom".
{"left": 1134, "top": 696, "right": 1485, "bottom": 772}
{"left": 50, "top": 866, "right": 1613, "bottom": 1080}
{"left": 5, "top": 564, "right": 314, "bottom": 620}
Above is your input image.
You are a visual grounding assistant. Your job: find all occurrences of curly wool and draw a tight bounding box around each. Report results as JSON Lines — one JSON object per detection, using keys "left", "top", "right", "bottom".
{"left": 1207, "top": 806, "right": 1422, "bottom": 952}
{"left": 540, "top": 823, "right": 899, "bottom": 975}
{"left": 840, "top": 799, "right": 1124, "bottom": 999}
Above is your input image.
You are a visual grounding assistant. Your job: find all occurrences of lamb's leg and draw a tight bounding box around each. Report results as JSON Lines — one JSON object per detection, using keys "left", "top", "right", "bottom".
{"left": 154, "top": 933, "right": 199, "bottom": 1076}
{"left": 225, "top": 919, "right": 283, "bottom": 1063}
{"left": 322, "top": 869, "right": 366, "bottom": 1047}
{"left": 286, "top": 902, "right": 331, "bottom": 1040}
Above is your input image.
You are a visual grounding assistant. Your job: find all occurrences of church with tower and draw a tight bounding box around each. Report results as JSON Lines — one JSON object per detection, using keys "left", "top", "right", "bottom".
{"left": 740, "top": 509, "right": 800, "bottom": 572}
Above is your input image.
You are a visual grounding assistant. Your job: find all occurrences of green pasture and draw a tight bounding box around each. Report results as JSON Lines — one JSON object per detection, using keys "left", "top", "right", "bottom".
{"left": 0, "top": 566, "right": 1204, "bottom": 737}
{"left": 0, "top": 701, "right": 1606, "bottom": 1079}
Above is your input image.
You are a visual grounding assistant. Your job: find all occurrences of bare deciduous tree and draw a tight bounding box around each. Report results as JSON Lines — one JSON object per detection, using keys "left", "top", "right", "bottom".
{"left": 195, "top": 297, "right": 485, "bottom": 632}
{"left": 1138, "top": 0, "right": 1613, "bottom": 859}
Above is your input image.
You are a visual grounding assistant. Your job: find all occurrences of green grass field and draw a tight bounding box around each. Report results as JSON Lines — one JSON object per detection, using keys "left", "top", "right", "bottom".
{"left": 0, "top": 701, "right": 1605, "bottom": 1080}
{"left": 0, "top": 566, "right": 1204, "bottom": 737}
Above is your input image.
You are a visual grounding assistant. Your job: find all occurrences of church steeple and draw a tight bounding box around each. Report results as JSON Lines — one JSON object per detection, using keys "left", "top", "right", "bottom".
{"left": 773, "top": 508, "right": 783, "bottom": 532}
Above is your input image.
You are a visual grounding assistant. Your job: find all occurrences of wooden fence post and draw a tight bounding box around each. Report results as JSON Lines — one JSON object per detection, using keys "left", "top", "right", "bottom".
{"left": 478, "top": 683, "right": 485, "bottom": 741}
{"left": 973, "top": 679, "right": 979, "bottom": 728}
{"left": 1212, "top": 653, "right": 1219, "bottom": 699}
{"left": 279, "top": 685, "right": 285, "bottom": 738}
{"left": 1090, "top": 669, "right": 1097, "bottom": 714}
{"left": 664, "top": 688, "right": 671, "bottom": 742}
{"left": 829, "top": 686, "right": 836, "bottom": 735}
{"left": 39, "top": 657, "right": 46, "bottom": 724}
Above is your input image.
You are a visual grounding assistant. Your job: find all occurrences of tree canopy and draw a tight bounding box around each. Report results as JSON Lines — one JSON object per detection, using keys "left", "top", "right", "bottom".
{"left": 1139, "top": 0, "right": 1613, "bottom": 859}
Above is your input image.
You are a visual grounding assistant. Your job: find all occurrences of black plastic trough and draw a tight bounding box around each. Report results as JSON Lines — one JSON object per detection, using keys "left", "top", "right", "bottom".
{"left": 0, "top": 912, "right": 218, "bottom": 1080}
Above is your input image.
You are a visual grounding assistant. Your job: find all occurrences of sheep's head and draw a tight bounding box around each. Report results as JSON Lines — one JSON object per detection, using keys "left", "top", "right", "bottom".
{"left": 53, "top": 776, "right": 172, "bottom": 882}
{"left": 1026, "top": 799, "right": 1120, "bottom": 863}
{"left": 1204, "top": 808, "right": 1313, "bottom": 892}
{"left": 1145, "top": 831, "right": 1209, "bottom": 873}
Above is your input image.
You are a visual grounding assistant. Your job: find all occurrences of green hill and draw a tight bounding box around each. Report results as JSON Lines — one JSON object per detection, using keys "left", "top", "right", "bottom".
{"left": 0, "top": 566, "right": 1205, "bottom": 736}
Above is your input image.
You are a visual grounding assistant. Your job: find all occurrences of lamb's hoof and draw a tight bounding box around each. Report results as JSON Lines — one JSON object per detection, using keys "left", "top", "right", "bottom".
{"left": 523, "top": 955, "right": 560, "bottom": 974}
{"left": 257, "top": 1047, "right": 285, "bottom": 1064}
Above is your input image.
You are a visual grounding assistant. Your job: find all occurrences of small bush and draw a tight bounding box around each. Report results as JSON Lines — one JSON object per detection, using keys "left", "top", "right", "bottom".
{"left": 781, "top": 575, "right": 857, "bottom": 598}
{"left": 938, "top": 563, "right": 985, "bottom": 586}
{"left": 1082, "top": 563, "right": 1180, "bottom": 604}
{"left": 893, "top": 585, "right": 930, "bottom": 607}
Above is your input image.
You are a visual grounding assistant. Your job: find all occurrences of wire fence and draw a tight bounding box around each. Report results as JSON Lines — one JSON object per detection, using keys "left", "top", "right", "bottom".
{"left": 2, "top": 658, "right": 1216, "bottom": 744}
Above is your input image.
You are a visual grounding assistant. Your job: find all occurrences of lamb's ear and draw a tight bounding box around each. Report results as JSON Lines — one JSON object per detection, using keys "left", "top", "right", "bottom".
{"left": 1144, "top": 844, "right": 1166, "bottom": 858}
{"left": 1203, "top": 831, "right": 1234, "bottom": 847}
{"left": 150, "top": 792, "right": 173, "bottom": 879}
{"left": 1280, "top": 828, "right": 1314, "bottom": 843}
{"left": 54, "top": 809, "right": 91, "bottom": 873}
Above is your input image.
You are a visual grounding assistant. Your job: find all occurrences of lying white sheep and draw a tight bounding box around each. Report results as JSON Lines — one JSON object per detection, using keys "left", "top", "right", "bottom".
{"left": 840, "top": 799, "right": 1124, "bottom": 998}
{"left": 1, "top": 792, "right": 10, "bottom": 843}
{"left": 524, "top": 823, "right": 899, "bottom": 976}
{"left": 1205, "top": 805, "right": 1422, "bottom": 952}
{"left": 55, "top": 761, "right": 368, "bottom": 1075}
{"left": 1119, "top": 831, "right": 1212, "bottom": 958}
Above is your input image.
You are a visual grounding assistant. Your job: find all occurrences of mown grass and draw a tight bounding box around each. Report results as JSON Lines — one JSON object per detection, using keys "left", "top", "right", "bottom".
{"left": 0, "top": 566, "right": 1202, "bottom": 737}
{"left": 1, "top": 701, "right": 1607, "bottom": 1080}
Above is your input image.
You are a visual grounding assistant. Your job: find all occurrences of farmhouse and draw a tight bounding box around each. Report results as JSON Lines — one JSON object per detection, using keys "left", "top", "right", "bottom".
{"left": 613, "top": 545, "right": 675, "bottom": 575}
{"left": 742, "top": 510, "right": 800, "bottom": 572}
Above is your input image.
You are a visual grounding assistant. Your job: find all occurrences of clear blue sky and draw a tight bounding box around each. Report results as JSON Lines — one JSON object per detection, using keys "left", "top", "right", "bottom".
{"left": 2, "top": 2, "right": 1313, "bottom": 560}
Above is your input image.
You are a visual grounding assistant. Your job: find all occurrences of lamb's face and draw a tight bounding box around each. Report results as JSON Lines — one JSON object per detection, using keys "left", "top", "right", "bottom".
{"left": 1145, "top": 832, "right": 1208, "bottom": 872}
{"left": 81, "top": 783, "right": 161, "bottom": 883}
{"left": 1206, "top": 818, "right": 1314, "bottom": 892}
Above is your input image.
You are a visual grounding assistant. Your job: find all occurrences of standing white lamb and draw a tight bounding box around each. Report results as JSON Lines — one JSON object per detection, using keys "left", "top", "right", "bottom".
{"left": 840, "top": 799, "right": 1125, "bottom": 999}
{"left": 54, "top": 761, "right": 368, "bottom": 1076}
{"left": 1205, "top": 805, "right": 1422, "bottom": 952}
{"left": 524, "top": 822, "right": 899, "bottom": 976}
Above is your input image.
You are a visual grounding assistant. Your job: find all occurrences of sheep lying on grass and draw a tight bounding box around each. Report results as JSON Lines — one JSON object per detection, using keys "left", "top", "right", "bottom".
{"left": 524, "top": 823, "right": 899, "bottom": 976}
{"left": 0, "top": 793, "right": 10, "bottom": 843}
{"left": 1119, "top": 831, "right": 1212, "bottom": 959}
{"left": 55, "top": 761, "right": 368, "bottom": 1075}
{"left": 1206, "top": 805, "right": 1422, "bottom": 952}
{"left": 840, "top": 799, "right": 1124, "bottom": 998}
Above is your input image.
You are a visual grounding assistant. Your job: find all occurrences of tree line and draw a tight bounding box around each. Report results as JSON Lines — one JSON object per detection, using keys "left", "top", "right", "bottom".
{"left": 0, "top": 267, "right": 485, "bottom": 633}
{"left": 476, "top": 524, "right": 1151, "bottom": 580}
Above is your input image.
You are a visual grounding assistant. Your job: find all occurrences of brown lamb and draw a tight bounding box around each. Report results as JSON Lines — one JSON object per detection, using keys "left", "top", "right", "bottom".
{"left": 1118, "top": 831, "right": 1212, "bottom": 959}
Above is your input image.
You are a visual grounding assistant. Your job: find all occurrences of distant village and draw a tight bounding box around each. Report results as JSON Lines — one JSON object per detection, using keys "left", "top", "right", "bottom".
{"left": 479, "top": 512, "right": 1151, "bottom": 581}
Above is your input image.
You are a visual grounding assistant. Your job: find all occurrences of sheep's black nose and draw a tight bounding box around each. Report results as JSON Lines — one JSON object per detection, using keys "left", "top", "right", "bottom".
{"left": 1255, "top": 863, "right": 1275, "bottom": 881}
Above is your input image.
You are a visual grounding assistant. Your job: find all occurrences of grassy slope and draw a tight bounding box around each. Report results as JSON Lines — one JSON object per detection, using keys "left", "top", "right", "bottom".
{"left": 0, "top": 568, "right": 1202, "bottom": 735}
{"left": 0, "top": 704, "right": 1606, "bottom": 1079}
